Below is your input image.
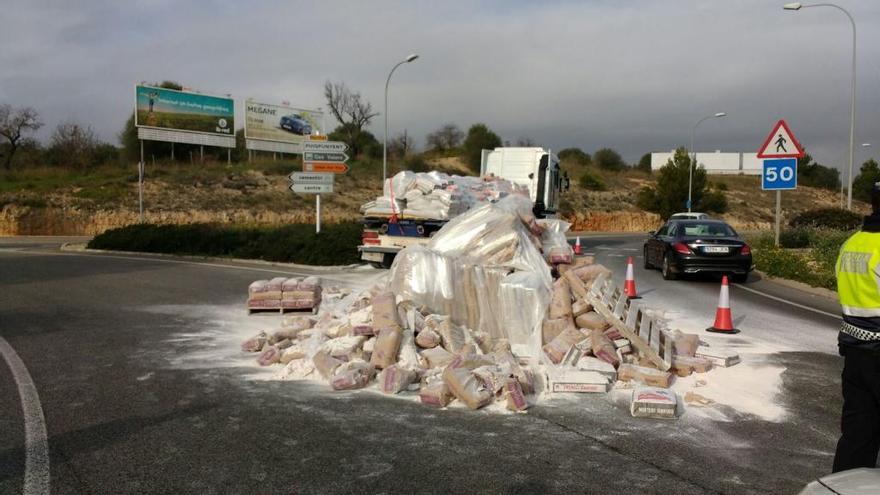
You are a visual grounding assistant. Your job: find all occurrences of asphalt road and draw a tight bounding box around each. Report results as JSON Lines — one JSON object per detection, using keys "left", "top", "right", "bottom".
{"left": 0, "top": 236, "right": 846, "bottom": 494}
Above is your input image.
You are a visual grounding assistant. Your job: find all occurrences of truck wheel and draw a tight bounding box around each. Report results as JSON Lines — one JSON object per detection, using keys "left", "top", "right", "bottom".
{"left": 643, "top": 247, "right": 653, "bottom": 269}
{"left": 381, "top": 253, "right": 396, "bottom": 269}
{"left": 370, "top": 262, "right": 384, "bottom": 269}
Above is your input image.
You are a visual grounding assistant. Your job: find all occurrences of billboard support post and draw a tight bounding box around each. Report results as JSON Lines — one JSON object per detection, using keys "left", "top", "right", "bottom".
{"left": 316, "top": 194, "right": 321, "bottom": 234}
{"left": 227, "top": 149, "right": 231, "bottom": 165}
{"left": 138, "top": 139, "right": 144, "bottom": 223}
{"left": 200, "top": 146, "right": 204, "bottom": 163}
{"left": 171, "top": 143, "right": 175, "bottom": 161}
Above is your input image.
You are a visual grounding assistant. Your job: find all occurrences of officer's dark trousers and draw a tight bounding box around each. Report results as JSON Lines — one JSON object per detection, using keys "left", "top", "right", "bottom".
{"left": 833, "top": 346, "right": 880, "bottom": 472}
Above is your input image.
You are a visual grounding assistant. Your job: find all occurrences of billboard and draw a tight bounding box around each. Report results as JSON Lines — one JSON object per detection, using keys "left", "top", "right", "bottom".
{"left": 135, "top": 85, "right": 234, "bottom": 136}
{"left": 245, "top": 100, "right": 323, "bottom": 145}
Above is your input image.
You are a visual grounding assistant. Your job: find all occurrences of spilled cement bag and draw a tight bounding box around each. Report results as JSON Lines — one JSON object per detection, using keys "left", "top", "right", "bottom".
{"left": 420, "top": 346, "right": 455, "bottom": 369}
{"left": 549, "top": 278, "right": 573, "bottom": 319}
{"left": 504, "top": 377, "right": 529, "bottom": 411}
{"left": 370, "top": 328, "right": 403, "bottom": 369}
{"left": 671, "top": 331, "right": 701, "bottom": 357}
{"left": 372, "top": 291, "right": 400, "bottom": 331}
{"left": 321, "top": 335, "right": 367, "bottom": 361}
{"left": 542, "top": 317, "right": 576, "bottom": 345}
{"left": 570, "top": 264, "right": 612, "bottom": 285}
{"left": 438, "top": 319, "right": 468, "bottom": 353}
{"left": 241, "top": 332, "right": 268, "bottom": 353}
{"left": 419, "top": 372, "right": 454, "bottom": 407}
{"left": 377, "top": 365, "right": 418, "bottom": 394}
{"left": 576, "top": 311, "right": 610, "bottom": 331}
{"left": 313, "top": 350, "right": 344, "bottom": 380}
{"left": 618, "top": 363, "right": 673, "bottom": 388}
{"left": 590, "top": 329, "right": 620, "bottom": 367}
{"left": 542, "top": 327, "right": 588, "bottom": 364}
{"left": 443, "top": 366, "right": 494, "bottom": 410}
{"left": 415, "top": 328, "right": 441, "bottom": 349}
{"left": 279, "top": 343, "right": 306, "bottom": 364}
{"left": 571, "top": 299, "right": 592, "bottom": 318}
{"left": 331, "top": 360, "right": 376, "bottom": 390}
{"left": 257, "top": 345, "right": 281, "bottom": 366}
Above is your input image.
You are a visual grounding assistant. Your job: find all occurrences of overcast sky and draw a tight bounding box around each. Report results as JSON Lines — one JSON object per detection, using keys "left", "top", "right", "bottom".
{"left": 2, "top": 0, "right": 879, "bottom": 169}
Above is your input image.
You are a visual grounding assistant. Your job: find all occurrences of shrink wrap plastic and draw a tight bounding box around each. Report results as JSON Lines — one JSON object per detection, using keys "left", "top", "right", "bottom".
{"left": 389, "top": 196, "right": 552, "bottom": 357}
{"left": 538, "top": 219, "right": 574, "bottom": 264}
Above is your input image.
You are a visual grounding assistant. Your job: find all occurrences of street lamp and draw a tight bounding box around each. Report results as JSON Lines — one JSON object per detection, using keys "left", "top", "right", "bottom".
{"left": 383, "top": 53, "right": 419, "bottom": 183}
{"left": 784, "top": 2, "right": 857, "bottom": 210}
{"left": 689, "top": 112, "right": 727, "bottom": 212}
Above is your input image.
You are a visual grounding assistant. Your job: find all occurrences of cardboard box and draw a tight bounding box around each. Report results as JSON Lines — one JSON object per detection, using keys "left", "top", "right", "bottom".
{"left": 630, "top": 386, "right": 677, "bottom": 419}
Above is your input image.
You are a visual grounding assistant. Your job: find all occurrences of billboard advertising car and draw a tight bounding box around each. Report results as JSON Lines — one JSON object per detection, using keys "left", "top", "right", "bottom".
{"left": 245, "top": 100, "right": 323, "bottom": 144}
{"left": 135, "top": 85, "right": 234, "bottom": 136}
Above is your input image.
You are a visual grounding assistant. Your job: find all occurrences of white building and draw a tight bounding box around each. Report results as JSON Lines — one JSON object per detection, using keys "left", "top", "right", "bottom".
{"left": 651, "top": 150, "right": 762, "bottom": 175}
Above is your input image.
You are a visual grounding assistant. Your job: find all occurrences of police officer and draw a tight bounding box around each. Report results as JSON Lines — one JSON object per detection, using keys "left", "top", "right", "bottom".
{"left": 833, "top": 181, "right": 880, "bottom": 472}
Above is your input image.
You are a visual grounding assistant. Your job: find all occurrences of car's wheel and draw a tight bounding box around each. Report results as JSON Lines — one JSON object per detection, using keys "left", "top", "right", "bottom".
{"left": 661, "top": 253, "right": 677, "bottom": 280}
{"left": 643, "top": 247, "right": 653, "bottom": 269}
{"left": 732, "top": 272, "right": 749, "bottom": 284}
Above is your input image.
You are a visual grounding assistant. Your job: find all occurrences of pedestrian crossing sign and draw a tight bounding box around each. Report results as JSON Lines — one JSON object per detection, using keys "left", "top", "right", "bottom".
{"left": 757, "top": 119, "right": 804, "bottom": 159}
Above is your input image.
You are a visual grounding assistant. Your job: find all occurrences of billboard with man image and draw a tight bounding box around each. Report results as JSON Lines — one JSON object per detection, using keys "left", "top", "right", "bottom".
{"left": 245, "top": 100, "right": 323, "bottom": 145}
{"left": 135, "top": 85, "right": 234, "bottom": 136}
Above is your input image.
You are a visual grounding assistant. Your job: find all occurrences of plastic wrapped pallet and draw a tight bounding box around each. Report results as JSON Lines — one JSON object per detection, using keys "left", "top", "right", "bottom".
{"left": 631, "top": 386, "right": 678, "bottom": 419}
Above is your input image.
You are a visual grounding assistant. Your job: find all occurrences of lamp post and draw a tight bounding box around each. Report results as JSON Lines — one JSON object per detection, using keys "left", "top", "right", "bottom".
{"left": 784, "top": 2, "right": 856, "bottom": 210}
{"left": 383, "top": 53, "right": 419, "bottom": 183}
{"left": 689, "top": 112, "right": 726, "bottom": 212}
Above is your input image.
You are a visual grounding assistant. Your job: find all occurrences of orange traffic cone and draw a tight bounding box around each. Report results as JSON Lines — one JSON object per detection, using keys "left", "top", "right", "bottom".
{"left": 574, "top": 236, "right": 582, "bottom": 255}
{"left": 706, "top": 276, "right": 740, "bottom": 334}
{"left": 624, "top": 256, "right": 640, "bottom": 299}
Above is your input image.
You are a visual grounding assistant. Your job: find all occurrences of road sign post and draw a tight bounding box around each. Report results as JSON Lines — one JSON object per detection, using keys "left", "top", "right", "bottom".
{"left": 758, "top": 120, "right": 804, "bottom": 247}
{"left": 288, "top": 171, "right": 335, "bottom": 233}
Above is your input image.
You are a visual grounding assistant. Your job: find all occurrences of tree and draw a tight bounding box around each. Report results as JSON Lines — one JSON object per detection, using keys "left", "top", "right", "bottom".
{"left": 462, "top": 123, "right": 502, "bottom": 173}
{"left": 592, "top": 148, "right": 625, "bottom": 171}
{"left": 853, "top": 158, "right": 880, "bottom": 203}
{"left": 558, "top": 148, "right": 591, "bottom": 165}
{"left": 47, "top": 121, "right": 98, "bottom": 169}
{"left": 388, "top": 130, "right": 415, "bottom": 159}
{"left": 425, "top": 123, "right": 463, "bottom": 152}
{"left": 637, "top": 153, "right": 652, "bottom": 173}
{"left": 636, "top": 147, "right": 726, "bottom": 218}
{"left": 515, "top": 137, "right": 536, "bottom": 147}
{"left": 0, "top": 104, "right": 43, "bottom": 170}
{"left": 329, "top": 124, "right": 381, "bottom": 160}
{"left": 797, "top": 152, "right": 840, "bottom": 190}
{"left": 323, "top": 81, "right": 378, "bottom": 157}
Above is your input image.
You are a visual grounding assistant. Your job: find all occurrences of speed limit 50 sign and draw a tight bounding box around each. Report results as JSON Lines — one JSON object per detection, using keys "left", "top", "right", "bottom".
{"left": 762, "top": 158, "right": 797, "bottom": 191}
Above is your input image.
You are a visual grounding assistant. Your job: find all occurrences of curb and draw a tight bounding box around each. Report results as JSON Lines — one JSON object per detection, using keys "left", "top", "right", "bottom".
{"left": 58, "top": 243, "right": 366, "bottom": 273}
{"left": 752, "top": 269, "right": 839, "bottom": 302}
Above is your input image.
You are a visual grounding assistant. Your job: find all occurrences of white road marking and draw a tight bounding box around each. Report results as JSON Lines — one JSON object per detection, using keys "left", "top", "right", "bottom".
{"left": 733, "top": 283, "right": 841, "bottom": 320}
{"left": 0, "top": 337, "right": 50, "bottom": 495}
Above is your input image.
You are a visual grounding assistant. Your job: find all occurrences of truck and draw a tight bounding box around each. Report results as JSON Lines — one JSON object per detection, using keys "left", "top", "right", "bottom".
{"left": 358, "top": 147, "right": 569, "bottom": 268}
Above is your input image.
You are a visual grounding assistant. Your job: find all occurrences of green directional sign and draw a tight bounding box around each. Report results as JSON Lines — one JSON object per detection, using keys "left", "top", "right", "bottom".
{"left": 304, "top": 151, "right": 349, "bottom": 163}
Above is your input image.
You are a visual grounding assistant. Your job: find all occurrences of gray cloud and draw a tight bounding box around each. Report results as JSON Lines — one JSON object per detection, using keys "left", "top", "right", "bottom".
{"left": 2, "top": 0, "right": 878, "bottom": 171}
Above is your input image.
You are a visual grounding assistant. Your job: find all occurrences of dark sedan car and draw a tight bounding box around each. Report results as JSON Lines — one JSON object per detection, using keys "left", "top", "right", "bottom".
{"left": 643, "top": 219, "right": 753, "bottom": 282}
{"left": 280, "top": 114, "right": 312, "bottom": 135}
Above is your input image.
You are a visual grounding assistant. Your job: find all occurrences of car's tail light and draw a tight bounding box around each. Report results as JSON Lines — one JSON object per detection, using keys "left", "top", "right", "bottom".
{"left": 740, "top": 244, "right": 751, "bottom": 255}
{"left": 673, "top": 242, "right": 692, "bottom": 255}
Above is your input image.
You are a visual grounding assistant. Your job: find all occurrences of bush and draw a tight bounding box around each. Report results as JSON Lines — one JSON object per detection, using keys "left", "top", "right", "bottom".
{"left": 790, "top": 208, "right": 862, "bottom": 230}
{"left": 578, "top": 171, "right": 607, "bottom": 191}
{"left": 747, "top": 228, "right": 853, "bottom": 290}
{"left": 462, "top": 123, "right": 502, "bottom": 173}
{"left": 88, "top": 222, "right": 363, "bottom": 265}
{"left": 403, "top": 154, "right": 430, "bottom": 173}
{"left": 592, "top": 148, "right": 625, "bottom": 171}
{"left": 558, "top": 148, "right": 591, "bottom": 166}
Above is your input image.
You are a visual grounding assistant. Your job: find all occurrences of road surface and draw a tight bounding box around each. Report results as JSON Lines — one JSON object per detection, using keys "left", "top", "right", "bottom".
{"left": 1, "top": 236, "right": 845, "bottom": 494}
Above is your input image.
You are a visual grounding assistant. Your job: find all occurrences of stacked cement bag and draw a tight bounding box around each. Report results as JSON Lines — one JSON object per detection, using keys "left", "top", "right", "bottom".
{"left": 281, "top": 276, "right": 322, "bottom": 311}
{"left": 247, "top": 277, "right": 286, "bottom": 311}
{"left": 360, "top": 170, "right": 528, "bottom": 221}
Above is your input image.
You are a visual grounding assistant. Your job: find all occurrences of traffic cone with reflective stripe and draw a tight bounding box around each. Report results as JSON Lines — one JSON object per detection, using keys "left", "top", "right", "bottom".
{"left": 574, "top": 236, "right": 582, "bottom": 255}
{"left": 624, "top": 256, "right": 640, "bottom": 299}
{"left": 706, "top": 275, "right": 740, "bottom": 334}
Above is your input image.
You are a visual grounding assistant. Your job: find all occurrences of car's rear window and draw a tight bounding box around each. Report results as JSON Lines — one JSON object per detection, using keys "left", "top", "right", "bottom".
{"left": 680, "top": 222, "right": 735, "bottom": 237}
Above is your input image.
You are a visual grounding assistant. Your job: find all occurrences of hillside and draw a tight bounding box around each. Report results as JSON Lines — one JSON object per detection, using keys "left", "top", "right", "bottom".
{"left": 0, "top": 155, "right": 868, "bottom": 235}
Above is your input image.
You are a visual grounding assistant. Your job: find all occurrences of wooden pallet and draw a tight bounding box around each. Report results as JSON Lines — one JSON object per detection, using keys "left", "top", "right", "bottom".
{"left": 247, "top": 305, "right": 318, "bottom": 315}
{"left": 564, "top": 271, "right": 672, "bottom": 371}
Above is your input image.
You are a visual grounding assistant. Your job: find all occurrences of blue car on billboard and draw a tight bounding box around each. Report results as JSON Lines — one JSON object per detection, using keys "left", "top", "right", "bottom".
{"left": 280, "top": 114, "right": 312, "bottom": 135}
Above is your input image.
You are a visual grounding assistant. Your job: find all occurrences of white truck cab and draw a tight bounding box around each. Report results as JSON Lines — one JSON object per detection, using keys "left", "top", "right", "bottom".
{"left": 480, "top": 147, "right": 564, "bottom": 218}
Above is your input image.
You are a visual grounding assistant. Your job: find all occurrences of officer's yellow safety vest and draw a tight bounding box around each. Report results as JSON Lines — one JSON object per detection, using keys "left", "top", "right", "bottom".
{"left": 837, "top": 231, "right": 880, "bottom": 318}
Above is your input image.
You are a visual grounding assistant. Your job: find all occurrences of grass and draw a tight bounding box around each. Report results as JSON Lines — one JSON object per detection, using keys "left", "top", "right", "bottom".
{"left": 88, "top": 222, "right": 364, "bottom": 265}
{"left": 746, "top": 227, "right": 852, "bottom": 290}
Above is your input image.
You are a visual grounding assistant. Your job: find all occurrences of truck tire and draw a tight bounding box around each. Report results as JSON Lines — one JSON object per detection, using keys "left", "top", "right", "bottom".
{"left": 381, "top": 253, "right": 396, "bottom": 269}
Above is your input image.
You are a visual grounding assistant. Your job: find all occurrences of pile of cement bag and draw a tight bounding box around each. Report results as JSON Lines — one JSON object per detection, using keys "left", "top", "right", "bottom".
{"left": 247, "top": 276, "right": 321, "bottom": 312}
{"left": 360, "top": 171, "right": 527, "bottom": 220}
{"left": 241, "top": 195, "right": 738, "bottom": 417}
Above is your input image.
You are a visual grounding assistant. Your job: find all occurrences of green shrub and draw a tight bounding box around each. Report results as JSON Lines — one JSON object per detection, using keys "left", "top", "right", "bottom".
{"left": 578, "top": 171, "right": 607, "bottom": 191}
{"left": 88, "top": 222, "right": 363, "bottom": 265}
{"left": 790, "top": 208, "right": 862, "bottom": 230}
{"left": 403, "top": 154, "right": 430, "bottom": 173}
{"left": 778, "top": 228, "right": 811, "bottom": 249}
